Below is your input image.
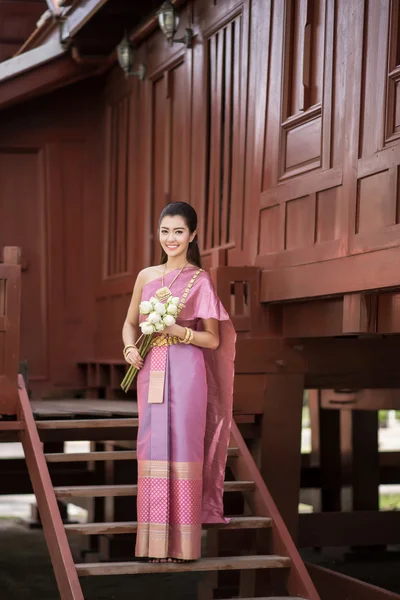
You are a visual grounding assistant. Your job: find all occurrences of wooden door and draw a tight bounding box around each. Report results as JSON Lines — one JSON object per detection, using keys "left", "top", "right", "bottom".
{"left": 0, "top": 149, "right": 48, "bottom": 382}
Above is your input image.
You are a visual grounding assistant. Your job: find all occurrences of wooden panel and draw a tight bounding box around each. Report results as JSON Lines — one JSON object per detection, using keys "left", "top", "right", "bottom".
{"left": 358, "top": 0, "right": 389, "bottom": 157}
{"left": 105, "top": 96, "right": 130, "bottom": 277}
{"left": 150, "top": 56, "right": 191, "bottom": 261}
{"left": 377, "top": 292, "right": 400, "bottom": 332}
{"left": 205, "top": 15, "right": 241, "bottom": 249}
{"left": 282, "top": 298, "right": 343, "bottom": 338}
{"left": 0, "top": 279, "right": 4, "bottom": 315}
{"left": 283, "top": 0, "right": 325, "bottom": 118}
{"left": 285, "top": 195, "right": 315, "bottom": 250}
{"left": 284, "top": 117, "right": 321, "bottom": 172}
{"left": 386, "top": 0, "right": 400, "bottom": 141}
{"left": 95, "top": 292, "right": 132, "bottom": 358}
{"left": 316, "top": 186, "right": 340, "bottom": 243}
{"left": 152, "top": 74, "right": 167, "bottom": 261}
{"left": 0, "top": 333, "right": 4, "bottom": 374}
{"left": 356, "top": 169, "right": 397, "bottom": 233}
{"left": 170, "top": 61, "right": 190, "bottom": 205}
{"left": 258, "top": 205, "right": 281, "bottom": 254}
{"left": 0, "top": 150, "right": 47, "bottom": 379}
{"left": 46, "top": 142, "right": 87, "bottom": 384}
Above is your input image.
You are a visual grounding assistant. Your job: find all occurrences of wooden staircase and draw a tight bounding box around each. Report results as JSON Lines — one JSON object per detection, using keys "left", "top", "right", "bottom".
{"left": 13, "top": 378, "right": 320, "bottom": 600}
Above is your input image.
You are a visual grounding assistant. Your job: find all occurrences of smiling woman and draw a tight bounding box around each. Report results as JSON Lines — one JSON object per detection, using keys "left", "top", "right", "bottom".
{"left": 122, "top": 202, "right": 237, "bottom": 564}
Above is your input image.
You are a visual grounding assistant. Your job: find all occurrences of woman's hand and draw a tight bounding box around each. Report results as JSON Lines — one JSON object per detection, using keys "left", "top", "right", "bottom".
{"left": 163, "top": 323, "right": 183, "bottom": 338}
{"left": 125, "top": 346, "right": 144, "bottom": 370}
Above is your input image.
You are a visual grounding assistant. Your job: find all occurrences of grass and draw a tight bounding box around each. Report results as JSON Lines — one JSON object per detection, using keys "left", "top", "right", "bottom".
{"left": 380, "top": 494, "right": 400, "bottom": 511}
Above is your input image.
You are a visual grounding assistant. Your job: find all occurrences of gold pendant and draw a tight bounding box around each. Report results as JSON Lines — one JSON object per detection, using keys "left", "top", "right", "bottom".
{"left": 155, "top": 286, "right": 172, "bottom": 302}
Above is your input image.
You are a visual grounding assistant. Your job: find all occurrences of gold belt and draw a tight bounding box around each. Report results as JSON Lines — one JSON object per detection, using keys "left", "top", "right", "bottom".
{"left": 151, "top": 334, "right": 183, "bottom": 347}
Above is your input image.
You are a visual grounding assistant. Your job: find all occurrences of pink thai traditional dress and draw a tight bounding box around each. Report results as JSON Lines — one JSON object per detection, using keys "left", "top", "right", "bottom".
{"left": 135, "top": 266, "right": 236, "bottom": 560}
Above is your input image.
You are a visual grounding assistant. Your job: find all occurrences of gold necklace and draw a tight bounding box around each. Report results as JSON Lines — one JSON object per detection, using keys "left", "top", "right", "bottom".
{"left": 155, "top": 262, "right": 188, "bottom": 301}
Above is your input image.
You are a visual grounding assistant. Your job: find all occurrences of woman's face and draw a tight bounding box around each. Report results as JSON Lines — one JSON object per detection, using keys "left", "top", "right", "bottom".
{"left": 159, "top": 215, "right": 195, "bottom": 261}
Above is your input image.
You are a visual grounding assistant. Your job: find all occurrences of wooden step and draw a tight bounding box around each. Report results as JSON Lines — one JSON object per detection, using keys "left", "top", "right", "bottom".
{"left": 54, "top": 480, "right": 255, "bottom": 499}
{"left": 36, "top": 418, "right": 138, "bottom": 429}
{"left": 36, "top": 418, "right": 138, "bottom": 442}
{"left": 65, "top": 516, "right": 272, "bottom": 535}
{"left": 45, "top": 446, "right": 239, "bottom": 463}
{"left": 45, "top": 450, "right": 138, "bottom": 463}
{"left": 75, "top": 555, "right": 291, "bottom": 576}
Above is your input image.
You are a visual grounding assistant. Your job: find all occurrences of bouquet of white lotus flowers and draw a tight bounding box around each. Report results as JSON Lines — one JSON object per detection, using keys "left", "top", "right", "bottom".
{"left": 121, "top": 295, "right": 180, "bottom": 393}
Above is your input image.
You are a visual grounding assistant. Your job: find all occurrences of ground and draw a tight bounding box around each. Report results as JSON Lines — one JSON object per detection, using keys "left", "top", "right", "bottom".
{"left": 0, "top": 520, "right": 201, "bottom": 600}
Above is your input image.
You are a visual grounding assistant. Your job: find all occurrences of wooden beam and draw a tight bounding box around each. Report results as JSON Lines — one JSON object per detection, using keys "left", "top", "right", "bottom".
{"left": 342, "top": 293, "right": 376, "bottom": 334}
{"left": 303, "top": 338, "right": 400, "bottom": 389}
{"left": 262, "top": 245, "right": 400, "bottom": 302}
{"left": 0, "top": 421, "right": 24, "bottom": 430}
{"left": 0, "top": 40, "right": 65, "bottom": 82}
{"left": 319, "top": 388, "right": 400, "bottom": 411}
{"left": 299, "top": 512, "right": 400, "bottom": 547}
{"left": 307, "top": 563, "right": 400, "bottom": 600}
{"left": 0, "top": 53, "right": 98, "bottom": 109}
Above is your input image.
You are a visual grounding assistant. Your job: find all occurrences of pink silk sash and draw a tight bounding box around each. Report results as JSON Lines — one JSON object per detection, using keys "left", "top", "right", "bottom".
{"left": 147, "top": 269, "right": 203, "bottom": 405}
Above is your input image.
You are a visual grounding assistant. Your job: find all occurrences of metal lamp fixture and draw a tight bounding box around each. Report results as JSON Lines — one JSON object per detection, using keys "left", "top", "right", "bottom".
{"left": 117, "top": 33, "right": 146, "bottom": 80}
{"left": 157, "top": 0, "right": 193, "bottom": 48}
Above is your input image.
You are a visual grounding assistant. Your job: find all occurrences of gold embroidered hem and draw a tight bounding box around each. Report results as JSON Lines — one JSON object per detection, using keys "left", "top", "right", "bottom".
{"left": 135, "top": 460, "right": 203, "bottom": 560}
{"left": 135, "top": 523, "right": 202, "bottom": 560}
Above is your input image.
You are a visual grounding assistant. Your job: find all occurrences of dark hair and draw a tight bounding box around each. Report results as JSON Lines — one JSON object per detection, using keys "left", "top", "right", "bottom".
{"left": 158, "top": 202, "right": 202, "bottom": 268}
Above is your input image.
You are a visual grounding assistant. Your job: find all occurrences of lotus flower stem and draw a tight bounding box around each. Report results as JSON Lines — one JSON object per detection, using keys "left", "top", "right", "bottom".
{"left": 121, "top": 333, "right": 154, "bottom": 392}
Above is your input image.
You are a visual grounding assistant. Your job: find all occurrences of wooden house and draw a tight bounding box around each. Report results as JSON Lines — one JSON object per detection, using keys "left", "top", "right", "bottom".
{"left": 0, "top": 0, "right": 400, "bottom": 598}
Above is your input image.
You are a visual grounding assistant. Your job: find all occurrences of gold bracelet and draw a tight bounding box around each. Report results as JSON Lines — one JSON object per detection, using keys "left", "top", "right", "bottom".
{"left": 181, "top": 327, "right": 190, "bottom": 344}
{"left": 183, "top": 328, "right": 194, "bottom": 344}
{"left": 123, "top": 344, "right": 137, "bottom": 357}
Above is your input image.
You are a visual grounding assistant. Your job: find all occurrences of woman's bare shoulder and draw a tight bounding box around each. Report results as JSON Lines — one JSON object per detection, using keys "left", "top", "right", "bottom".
{"left": 137, "top": 265, "right": 164, "bottom": 286}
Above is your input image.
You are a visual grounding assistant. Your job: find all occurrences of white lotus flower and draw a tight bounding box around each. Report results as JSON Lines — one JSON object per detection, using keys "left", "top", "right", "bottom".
{"left": 171, "top": 297, "right": 180, "bottom": 306}
{"left": 140, "top": 322, "right": 155, "bottom": 335}
{"left": 155, "top": 322, "right": 165, "bottom": 332}
{"left": 154, "top": 302, "right": 166, "bottom": 315}
{"left": 166, "top": 303, "right": 178, "bottom": 315}
{"left": 150, "top": 297, "right": 158, "bottom": 306}
{"left": 139, "top": 301, "right": 153, "bottom": 315}
{"left": 148, "top": 311, "right": 161, "bottom": 324}
{"left": 162, "top": 314, "right": 175, "bottom": 327}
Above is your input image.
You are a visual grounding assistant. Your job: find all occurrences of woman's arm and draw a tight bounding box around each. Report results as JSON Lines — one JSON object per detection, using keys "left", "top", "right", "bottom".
{"left": 165, "top": 318, "right": 220, "bottom": 350}
{"left": 122, "top": 271, "right": 146, "bottom": 368}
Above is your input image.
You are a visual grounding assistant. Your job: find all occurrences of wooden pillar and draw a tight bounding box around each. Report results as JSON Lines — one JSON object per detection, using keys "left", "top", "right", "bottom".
{"left": 319, "top": 401, "right": 342, "bottom": 512}
{"left": 340, "top": 409, "right": 379, "bottom": 512}
{"left": 352, "top": 410, "right": 379, "bottom": 511}
{"left": 260, "top": 373, "right": 304, "bottom": 541}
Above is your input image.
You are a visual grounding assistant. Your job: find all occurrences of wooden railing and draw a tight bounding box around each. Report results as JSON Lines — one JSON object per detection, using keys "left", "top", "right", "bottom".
{"left": 230, "top": 420, "right": 320, "bottom": 599}
{"left": 0, "top": 246, "right": 21, "bottom": 414}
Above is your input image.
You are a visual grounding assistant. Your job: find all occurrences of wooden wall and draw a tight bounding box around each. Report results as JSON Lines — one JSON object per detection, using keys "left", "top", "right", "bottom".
{"left": 0, "top": 80, "right": 104, "bottom": 391}
{"left": 2, "top": 0, "right": 400, "bottom": 391}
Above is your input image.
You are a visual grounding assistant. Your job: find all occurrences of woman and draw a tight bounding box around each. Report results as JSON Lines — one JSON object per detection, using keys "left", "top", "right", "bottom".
{"left": 122, "top": 202, "right": 236, "bottom": 563}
